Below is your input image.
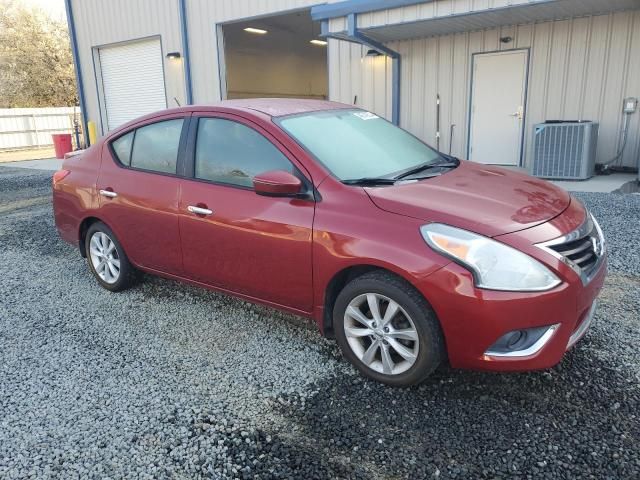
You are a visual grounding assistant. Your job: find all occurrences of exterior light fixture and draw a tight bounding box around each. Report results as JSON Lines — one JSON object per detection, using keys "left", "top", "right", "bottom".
{"left": 500, "top": 36, "right": 513, "bottom": 44}
{"left": 244, "top": 27, "right": 268, "bottom": 34}
{"left": 310, "top": 39, "right": 328, "bottom": 46}
{"left": 366, "top": 49, "right": 382, "bottom": 57}
{"left": 166, "top": 52, "right": 181, "bottom": 59}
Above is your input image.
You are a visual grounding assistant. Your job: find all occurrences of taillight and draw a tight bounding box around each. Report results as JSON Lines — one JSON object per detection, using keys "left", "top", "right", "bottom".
{"left": 52, "top": 169, "right": 70, "bottom": 186}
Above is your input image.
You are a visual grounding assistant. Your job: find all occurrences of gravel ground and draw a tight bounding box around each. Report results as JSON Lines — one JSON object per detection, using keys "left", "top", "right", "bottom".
{"left": 0, "top": 166, "right": 638, "bottom": 479}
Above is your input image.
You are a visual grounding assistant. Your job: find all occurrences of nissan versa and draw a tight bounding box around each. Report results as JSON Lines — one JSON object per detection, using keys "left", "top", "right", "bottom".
{"left": 53, "top": 99, "right": 606, "bottom": 387}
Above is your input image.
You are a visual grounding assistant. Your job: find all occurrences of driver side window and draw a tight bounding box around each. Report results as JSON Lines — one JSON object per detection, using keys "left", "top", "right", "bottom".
{"left": 194, "top": 118, "right": 293, "bottom": 188}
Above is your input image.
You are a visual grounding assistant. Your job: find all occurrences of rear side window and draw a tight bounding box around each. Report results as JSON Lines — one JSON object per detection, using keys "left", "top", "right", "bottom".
{"left": 128, "top": 119, "right": 184, "bottom": 174}
{"left": 194, "top": 118, "right": 293, "bottom": 188}
{"left": 111, "top": 131, "right": 134, "bottom": 166}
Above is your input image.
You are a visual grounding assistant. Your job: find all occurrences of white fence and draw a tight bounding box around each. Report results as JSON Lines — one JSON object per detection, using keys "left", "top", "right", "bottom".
{"left": 0, "top": 107, "right": 81, "bottom": 150}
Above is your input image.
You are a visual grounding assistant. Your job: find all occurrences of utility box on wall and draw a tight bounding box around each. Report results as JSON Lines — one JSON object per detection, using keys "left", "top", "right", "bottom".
{"left": 532, "top": 121, "right": 599, "bottom": 180}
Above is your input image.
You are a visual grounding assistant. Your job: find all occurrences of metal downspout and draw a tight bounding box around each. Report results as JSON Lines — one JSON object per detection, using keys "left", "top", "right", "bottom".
{"left": 322, "top": 14, "right": 401, "bottom": 125}
{"left": 178, "top": 0, "right": 193, "bottom": 104}
{"left": 64, "top": 0, "right": 89, "bottom": 147}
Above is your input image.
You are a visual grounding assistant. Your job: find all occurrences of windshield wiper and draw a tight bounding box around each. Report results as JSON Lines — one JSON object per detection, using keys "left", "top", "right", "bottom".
{"left": 343, "top": 157, "right": 460, "bottom": 186}
{"left": 342, "top": 177, "right": 398, "bottom": 186}
{"left": 393, "top": 159, "right": 459, "bottom": 180}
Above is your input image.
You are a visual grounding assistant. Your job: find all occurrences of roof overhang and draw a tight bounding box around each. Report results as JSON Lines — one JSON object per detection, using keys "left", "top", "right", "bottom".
{"left": 316, "top": 0, "right": 640, "bottom": 42}
{"left": 311, "top": 0, "right": 430, "bottom": 21}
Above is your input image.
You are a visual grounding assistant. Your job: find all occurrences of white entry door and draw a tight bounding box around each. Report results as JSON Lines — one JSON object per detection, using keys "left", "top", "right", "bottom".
{"left": 99, "top": 39, "right": 167, "bottom": 131}
{"left": 468, "top": 50, "right": 528, "bottom": 165}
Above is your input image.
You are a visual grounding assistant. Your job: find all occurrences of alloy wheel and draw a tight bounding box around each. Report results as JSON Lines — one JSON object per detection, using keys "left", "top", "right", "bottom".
{"left": 89, "top": 231, "right": 121, "bottom": 284}
{"left": 343, "top": 293, "right": 420, "bottom": 375}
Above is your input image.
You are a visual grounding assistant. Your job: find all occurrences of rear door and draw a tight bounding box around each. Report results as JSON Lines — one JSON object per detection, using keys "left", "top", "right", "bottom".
{"left": 97, "top": 113, "right": 189, "bottom": 274}
{"left": 178, "top": 113, "right": 315, "bottom": 313}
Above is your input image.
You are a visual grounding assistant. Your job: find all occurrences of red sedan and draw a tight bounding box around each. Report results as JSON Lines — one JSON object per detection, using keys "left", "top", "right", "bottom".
{"left": 53, "top": 99, "right": 606, "bottom": 386}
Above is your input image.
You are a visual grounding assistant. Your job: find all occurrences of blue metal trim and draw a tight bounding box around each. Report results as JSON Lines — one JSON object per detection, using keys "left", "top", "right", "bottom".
{"left": 311, "top": 0, "right": 431, "bottom": 21}
{"left": 90, "top": 50, "right": 105, "bottom": 136}
{"left": 326, "top": 13, "right": 400, "bottom": 125}
{"left": 178, "top": 0, "right": 193, "bottom": 104}
{"left": 391, "top": 55, "right": 400, "bottom": 127}
{"left": 64, "top": 0, "right": 89, "bottom": 147}
{"left": 321, "top": 20, "right": 329, "bottom": 36}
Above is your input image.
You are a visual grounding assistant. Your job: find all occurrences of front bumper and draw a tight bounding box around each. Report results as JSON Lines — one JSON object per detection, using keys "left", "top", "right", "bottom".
{"left": 417, "top": 254, "right": 606, "bottom": 372}
{"left": 566, "top": 300, "right": 597, "bottom": 350}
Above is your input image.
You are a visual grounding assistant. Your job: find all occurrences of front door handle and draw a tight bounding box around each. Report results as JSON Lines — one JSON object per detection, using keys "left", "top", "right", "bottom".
{"left": 187, "top": 205, "right": 213, "bottom": 216}
{"left": 99, "top": 189, "right": 118, "bottom": 198}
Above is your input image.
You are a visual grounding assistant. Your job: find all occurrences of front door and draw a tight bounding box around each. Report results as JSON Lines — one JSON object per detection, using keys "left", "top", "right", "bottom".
{"left": 178, "top": 114, "right": 315, "bottom": 313}
{"left": 468, "top": 50, "right": 528, "bottom": 165}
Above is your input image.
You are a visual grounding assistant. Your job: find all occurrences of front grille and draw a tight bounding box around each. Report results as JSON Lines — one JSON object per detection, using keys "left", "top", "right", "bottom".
{"left": 538, "top": 213, "right": 605, "bottom": 285}
{"left": 549, "top": 236, "right": 598, "bottom": 273}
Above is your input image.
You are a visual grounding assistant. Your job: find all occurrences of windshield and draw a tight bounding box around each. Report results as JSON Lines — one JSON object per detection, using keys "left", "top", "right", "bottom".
{"left": 278, "top": 109, "right": 444, "bottom": 181}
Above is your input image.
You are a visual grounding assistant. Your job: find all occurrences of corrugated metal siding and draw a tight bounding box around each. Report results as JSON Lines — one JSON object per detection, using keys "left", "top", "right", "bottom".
{"left": 70, "top": 0, "right": 184, "bottom": 135}
{"left": 185, "top": 0, "right": 321, "bottom": 104}
{"left": 328, "top": 10, "right": 640, "bottom": 168}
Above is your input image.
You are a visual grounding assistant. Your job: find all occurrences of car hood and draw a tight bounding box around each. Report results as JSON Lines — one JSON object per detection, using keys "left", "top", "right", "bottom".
{"left": 365, "top": 161, "right": 571, "bottom": 237}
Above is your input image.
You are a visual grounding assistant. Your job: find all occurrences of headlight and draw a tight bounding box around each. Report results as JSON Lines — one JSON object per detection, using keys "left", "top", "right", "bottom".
{"left": 420, "top": 224, "right": 561, "bottom": 291}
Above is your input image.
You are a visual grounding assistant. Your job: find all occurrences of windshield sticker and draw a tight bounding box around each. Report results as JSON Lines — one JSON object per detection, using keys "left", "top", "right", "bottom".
{"left": 353, "top": 112, "right": 379, "bottom": 121}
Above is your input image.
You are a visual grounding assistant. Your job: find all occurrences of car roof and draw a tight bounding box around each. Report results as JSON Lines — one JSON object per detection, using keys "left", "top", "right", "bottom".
{"left": 105, "top": 99, "right": 355, "bottom": 139}
{"left": 196, "top": 98, "right": 353, "bottom": 118}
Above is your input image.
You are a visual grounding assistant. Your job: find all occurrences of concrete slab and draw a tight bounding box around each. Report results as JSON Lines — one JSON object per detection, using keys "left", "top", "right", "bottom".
{"left": 468, "top": 165, "right": 637, "bottom": 193}
{"left": 550, "top": 173, "right": 637, "bottom": 193}
{"left": 0, "top": 158, "right": 63, "bottom": 171}
{"left": 0, "top": 147, "right": 56, "bottom": 163}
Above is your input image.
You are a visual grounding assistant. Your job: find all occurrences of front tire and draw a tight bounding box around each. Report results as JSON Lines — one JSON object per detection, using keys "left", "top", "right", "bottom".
{"left": 333, "top": 271, "right": 445, "bottom": 387}
{"left": 85, "top": 222, "right": 135, "bottom": 292}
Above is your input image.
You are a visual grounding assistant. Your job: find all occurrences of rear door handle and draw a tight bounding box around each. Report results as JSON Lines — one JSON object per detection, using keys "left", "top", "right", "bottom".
{"left": 99, "top": 189, "right": 118, "bottom": 198}
{"left": 187, "top": 205, "right": 213, "bottom": 216}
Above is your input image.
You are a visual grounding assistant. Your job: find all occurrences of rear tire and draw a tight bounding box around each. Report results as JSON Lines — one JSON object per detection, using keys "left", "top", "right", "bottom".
{"left": 333, "top": 271, "right": 445, "bottom": 387}
{"left": 85, "top": 222, "right": 136, "bottom": 292}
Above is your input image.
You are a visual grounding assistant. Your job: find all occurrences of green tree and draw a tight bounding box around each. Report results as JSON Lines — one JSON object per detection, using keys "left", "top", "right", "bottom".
{"left": 0, "top": 0, "right": 77, "bottom": 107}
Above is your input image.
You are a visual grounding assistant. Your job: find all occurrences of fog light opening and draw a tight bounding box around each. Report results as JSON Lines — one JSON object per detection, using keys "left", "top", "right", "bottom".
{"left": 505, "top": 330, "right": 525, "bottom": 349}
{"left": 485, "top": 324, "right": 559, "bottom": 358}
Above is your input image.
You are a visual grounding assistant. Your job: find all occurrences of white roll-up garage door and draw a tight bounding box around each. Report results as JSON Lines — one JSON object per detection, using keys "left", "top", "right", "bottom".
{"left": 99, "top": 39, "right": 167, "bottom": 131}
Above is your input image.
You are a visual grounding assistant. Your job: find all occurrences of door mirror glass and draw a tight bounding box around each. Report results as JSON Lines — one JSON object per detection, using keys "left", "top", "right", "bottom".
{"left": 253, "top": 170, "right": 303, "bottom": 197}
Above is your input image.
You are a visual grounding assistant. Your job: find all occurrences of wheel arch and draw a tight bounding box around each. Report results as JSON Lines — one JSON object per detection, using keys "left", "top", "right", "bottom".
{"left": 321, "top": 263, "right": 424, "bottom": 338}
{"left": 78, "top": 216, "right": 108, "bottom": 257}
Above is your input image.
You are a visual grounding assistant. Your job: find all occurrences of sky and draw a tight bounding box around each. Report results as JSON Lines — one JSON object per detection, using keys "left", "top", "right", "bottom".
{"left": 21, "top": 0, "right": 67, "bottom": 20}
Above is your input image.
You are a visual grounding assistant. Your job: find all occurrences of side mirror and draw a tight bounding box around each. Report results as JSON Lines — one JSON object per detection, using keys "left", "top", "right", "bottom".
{"left": 253, "top": 170, "right": 303, "bottom": 197}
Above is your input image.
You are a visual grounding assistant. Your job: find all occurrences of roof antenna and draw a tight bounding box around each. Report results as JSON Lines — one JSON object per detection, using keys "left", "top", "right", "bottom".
{"left": 174, "top": 97, "right": 181, "bottom": 107}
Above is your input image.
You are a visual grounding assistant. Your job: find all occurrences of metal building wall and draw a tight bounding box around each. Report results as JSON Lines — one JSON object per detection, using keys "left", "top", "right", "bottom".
{"left": 328, "top": 10, "right": 640, "bottom": 169}
{"left": 70, "top": 0, "right": 185, "bottom": 135}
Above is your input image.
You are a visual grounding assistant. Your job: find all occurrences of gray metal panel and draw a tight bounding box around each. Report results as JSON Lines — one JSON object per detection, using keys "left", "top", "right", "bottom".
{"left": 328, "top": 9, "right": 640, "bottom": 169}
